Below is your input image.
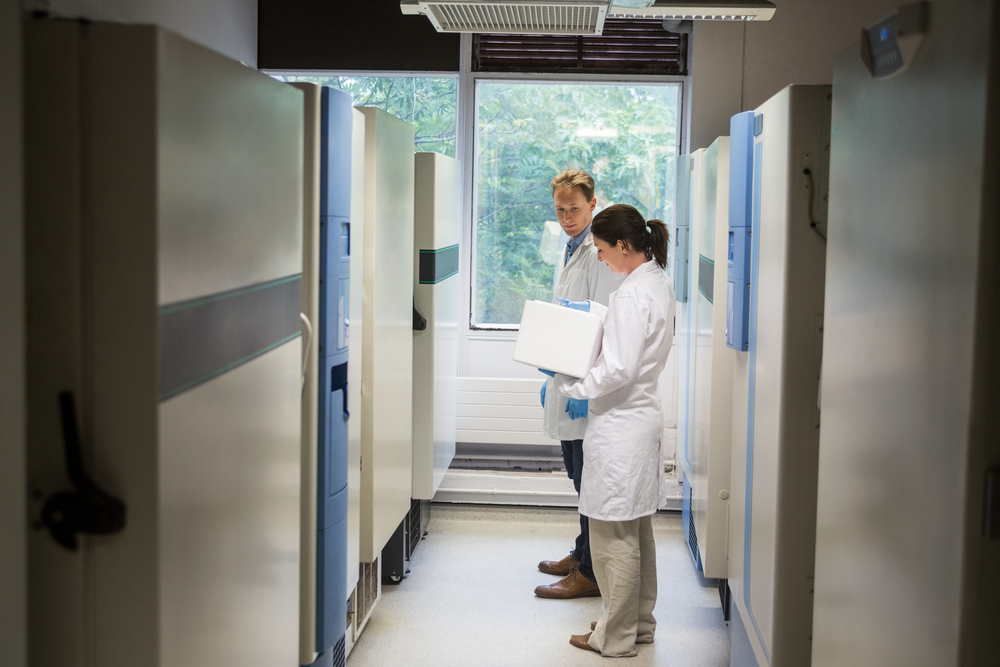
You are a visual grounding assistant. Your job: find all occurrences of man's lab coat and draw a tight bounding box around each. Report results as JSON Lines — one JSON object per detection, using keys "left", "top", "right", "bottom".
{"left": 542, "top": 232, "right": 623, "bottom": 441}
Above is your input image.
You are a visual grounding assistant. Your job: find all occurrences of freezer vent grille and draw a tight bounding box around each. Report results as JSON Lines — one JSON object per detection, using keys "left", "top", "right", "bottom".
{"left": 683, "top": 481, "right": 703, "bottom": 570}
{"left": 332, "top": 635, "right": 346, "bottom": 667}
{"left": 356, "top": 558, "right": 381, "bottom": 628}
{"left": 406, "top": 498, "right": 422, "bottom": 559}
{"left": 427, "top": 3, "right": 606, "bottom": 34}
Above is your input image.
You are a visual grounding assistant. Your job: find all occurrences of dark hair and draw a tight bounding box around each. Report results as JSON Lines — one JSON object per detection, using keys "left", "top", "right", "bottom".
{"left": 591, "top": 204, "right": 670, "bottom": 270}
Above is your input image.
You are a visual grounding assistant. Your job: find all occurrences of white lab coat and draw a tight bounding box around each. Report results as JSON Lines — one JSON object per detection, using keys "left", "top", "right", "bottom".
{"left": 542, "top": 232, "right": 624, "bottom": 441}
{"left": 555, "top": 260, "right": 676, "bottom": 521}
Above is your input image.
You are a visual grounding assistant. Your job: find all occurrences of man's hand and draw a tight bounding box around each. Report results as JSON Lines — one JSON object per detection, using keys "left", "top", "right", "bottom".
{"left": 556, "top": 297, "right": 591, "bottom": 313}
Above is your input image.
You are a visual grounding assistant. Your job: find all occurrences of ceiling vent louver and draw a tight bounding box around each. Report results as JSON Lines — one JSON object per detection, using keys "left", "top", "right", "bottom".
{"left": 405, "top": 1, "right": 608, "bottom": 35}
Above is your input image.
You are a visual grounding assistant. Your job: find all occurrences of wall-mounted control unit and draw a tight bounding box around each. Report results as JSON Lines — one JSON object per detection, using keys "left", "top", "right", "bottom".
{"left": 860, "top": 1, "right": 928, "bottom": 79}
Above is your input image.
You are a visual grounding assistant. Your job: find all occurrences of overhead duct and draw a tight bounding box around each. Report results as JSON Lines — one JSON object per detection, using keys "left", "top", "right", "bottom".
{"left": 607, "top": 1, "right": 776, "bottom": 21}
{"left": 400, "top": 0, "right": 775, "bottom": 34}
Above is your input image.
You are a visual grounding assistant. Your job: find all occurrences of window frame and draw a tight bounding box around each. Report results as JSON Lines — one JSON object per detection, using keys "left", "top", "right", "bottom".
{"left": 462, "top": 69, "right": 687, "bottom": 333}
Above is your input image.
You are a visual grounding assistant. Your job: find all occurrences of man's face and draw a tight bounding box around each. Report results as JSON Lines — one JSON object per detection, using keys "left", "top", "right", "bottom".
{"left": 553, "top": 187, "right": 597, "bottom": 238}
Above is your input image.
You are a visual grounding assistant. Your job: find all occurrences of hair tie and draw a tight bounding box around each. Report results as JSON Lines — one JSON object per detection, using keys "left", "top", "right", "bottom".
{"left": 645, "top": 224, "right": 651, "bottom": 233}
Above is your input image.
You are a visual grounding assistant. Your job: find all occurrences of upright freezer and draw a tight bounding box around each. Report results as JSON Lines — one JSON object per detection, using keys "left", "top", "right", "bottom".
{"left": 412, "top": 152, "right": 461, "bottom": 501}
{"left": 25, "top": 19, "right": 303, "bottom": 667}
{"left": 727, "top": 85, "right": 831, "bottom": 667}
{"left": 690, "top": 136, "right": 735, "bottom": 581}
{"left": 292, "top": 82, "right": 354, "bottom": 667}
{"left": 356, "top": 108, "right": 417, "bottom": 564}
{"left": 812, "top": 2, "right": 1000, "bottom": 664}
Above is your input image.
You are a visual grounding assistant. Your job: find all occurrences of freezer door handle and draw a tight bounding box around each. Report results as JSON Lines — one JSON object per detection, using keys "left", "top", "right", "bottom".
{"left": 985, "top": 467, "right": 1000, "bottom": 540}
{"left": 42, "top": 392, "right": 127, "bottom": 551}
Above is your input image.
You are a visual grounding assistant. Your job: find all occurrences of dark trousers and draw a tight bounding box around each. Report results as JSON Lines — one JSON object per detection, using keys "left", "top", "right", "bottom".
{"left": 561, "top": 439, "right": 594, "bottom": 581}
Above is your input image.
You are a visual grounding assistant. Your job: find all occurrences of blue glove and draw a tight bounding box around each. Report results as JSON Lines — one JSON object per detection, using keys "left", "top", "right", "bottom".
{"left": 556, "top": 297, "right": 591, "bottom": 313}
{"left": 540, "top": 382, "right": 547, "bottom": 407}
{"left": 538, "top": 368, "right": 556, "bottom": 377}
{"left": 565, "top": 398, "right": 588, "bottom": 420}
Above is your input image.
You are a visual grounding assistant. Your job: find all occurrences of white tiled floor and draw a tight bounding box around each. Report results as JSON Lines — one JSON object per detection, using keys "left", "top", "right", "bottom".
{"left": 347, "top": 504, "right": 730, "bottom": 666}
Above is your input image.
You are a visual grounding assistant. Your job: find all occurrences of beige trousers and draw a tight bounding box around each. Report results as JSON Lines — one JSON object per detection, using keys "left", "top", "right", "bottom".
{"left": 587, "top": 515, "right": 657, "bottom": 657}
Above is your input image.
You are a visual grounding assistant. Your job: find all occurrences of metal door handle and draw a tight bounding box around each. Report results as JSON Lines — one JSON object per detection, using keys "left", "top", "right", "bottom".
{"left": 42, "top": 392, "right": 127, "bottom": 551}
{"left": 413, "top": 300, "right": 427, "bottom": 332}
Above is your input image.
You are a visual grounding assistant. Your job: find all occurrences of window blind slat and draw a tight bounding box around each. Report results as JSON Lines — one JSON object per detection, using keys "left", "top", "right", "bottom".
{"left": 474, "top": 18, "right": 687, "bottom": 74}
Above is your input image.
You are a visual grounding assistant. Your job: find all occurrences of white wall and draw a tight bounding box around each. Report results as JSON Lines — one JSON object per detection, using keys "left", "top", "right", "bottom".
{"left": 1, "top": 0, "right": 26, "bottom": 665}
{"left": 40, "top": 0, "right": 258, "bottom": 67}
{"left": 689, "top": 0, "right": 903, "bottom": 150}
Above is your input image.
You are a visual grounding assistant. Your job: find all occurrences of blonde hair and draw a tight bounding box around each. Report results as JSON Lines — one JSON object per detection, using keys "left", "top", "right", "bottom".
{"left": 551, "top": 169, "right": 595, "bottom": 202}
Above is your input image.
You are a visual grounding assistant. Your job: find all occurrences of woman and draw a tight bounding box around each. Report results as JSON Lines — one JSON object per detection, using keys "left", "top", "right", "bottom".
{"left": 548, "top": 204, "right": 676, "bottom": 657}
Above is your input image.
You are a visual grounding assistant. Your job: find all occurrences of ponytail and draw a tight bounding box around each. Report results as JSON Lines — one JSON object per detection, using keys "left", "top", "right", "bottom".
{"left": 592, "top": 204, "right": 671, "bottom": 270}
{"left": 645, "top": 218, "right": 669, "bottom": 270}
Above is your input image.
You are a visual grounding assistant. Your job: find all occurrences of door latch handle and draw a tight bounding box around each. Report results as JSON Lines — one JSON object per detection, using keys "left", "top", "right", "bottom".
{"left": 42, "top": 392, "right": 127, "bottom": 551}
{"left": 413, "top": 300, "right": 427, "bottom": 332}
{"left": 331, "top": 362, "right": 349, "bottom": 419}
{"left": 985, "top": 467, "right": 1000, "bottom": 541}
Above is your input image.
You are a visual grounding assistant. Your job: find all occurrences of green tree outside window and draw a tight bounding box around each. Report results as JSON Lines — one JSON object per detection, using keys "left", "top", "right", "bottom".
{"left": 474, "top": 82, "right": 680, "bottom": 326}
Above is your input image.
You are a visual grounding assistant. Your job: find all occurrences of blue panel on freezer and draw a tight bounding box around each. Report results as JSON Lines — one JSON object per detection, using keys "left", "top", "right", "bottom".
{"left": 317, "top": 361, "right": 349, "bottom": 529}
{"left": 316, "top": 503, "right": 348, "bottom": 652}
{"left": 315, "top": 88, "right": 352, "bottom": 659}
{"left": 727, "top": 111, "right": 755, "bottom": 351}
{"left": 319, "top": 266, "right": 350, "bottom": 361}
{"left": 320, "top": 87, "right": 353, "bottom": 219}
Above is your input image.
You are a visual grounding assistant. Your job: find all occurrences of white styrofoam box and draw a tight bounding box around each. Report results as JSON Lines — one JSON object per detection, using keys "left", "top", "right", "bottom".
{"left": 512, "top": 300, "right": 607, "bottom": 378}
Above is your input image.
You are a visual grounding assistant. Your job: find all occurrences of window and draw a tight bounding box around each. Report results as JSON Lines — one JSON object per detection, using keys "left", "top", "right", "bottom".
{"left": 274, "top": 74, "right": 459, "bottom": 157}
{"left": 472, "top": 81, "right": 681, "bottom": 327}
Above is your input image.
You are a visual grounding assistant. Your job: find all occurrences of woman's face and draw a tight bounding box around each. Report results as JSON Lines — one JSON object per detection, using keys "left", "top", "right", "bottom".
{"left": 594, "top": 236, "right": 628, "bottom": 274}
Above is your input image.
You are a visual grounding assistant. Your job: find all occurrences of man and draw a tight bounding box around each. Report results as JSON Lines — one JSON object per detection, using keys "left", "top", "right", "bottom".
{"left": 535, "top": 169, "right": 624, "bottom": 600}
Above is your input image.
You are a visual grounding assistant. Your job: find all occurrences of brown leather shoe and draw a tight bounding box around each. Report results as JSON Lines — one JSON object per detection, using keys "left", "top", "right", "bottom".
{"left": 570, "top": 632, "right": 599, "bottom": 653}
{"left": 537, "top": 552, "right": 579, "bottom": 576}
{"left": 534, "top": 567, "right": 601, "bottom": 599}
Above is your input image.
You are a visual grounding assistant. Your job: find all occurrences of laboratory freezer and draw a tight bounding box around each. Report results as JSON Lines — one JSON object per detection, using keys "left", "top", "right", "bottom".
{"left": 813, "top": 2, "right": 1000, "bottom": 664}
{"left": 690, "top": 136, "right": 735, "bottom": 581}
{"left": 25, "top": 19, "right": 303, "bottom": 667}
{"left": 292, "top": 82, "right": 353, "bottom": 667}
{"left": 727, "top": 84, "right": 830, "bottom": 667}
{"left": 356, "top": 107, "right": 416, "bottom": 564}
{"left": 412, "top": 152, "right": 460, "bottom": 501}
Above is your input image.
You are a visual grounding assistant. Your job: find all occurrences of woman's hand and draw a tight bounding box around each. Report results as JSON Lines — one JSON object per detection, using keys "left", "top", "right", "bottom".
{"left": 565, "top": 398, "right": 588, "bottom": 420}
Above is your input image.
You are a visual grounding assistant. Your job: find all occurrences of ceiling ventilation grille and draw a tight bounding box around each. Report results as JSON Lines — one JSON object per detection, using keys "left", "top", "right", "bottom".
{"left": 422, "top": 2, "right": 608, "bottom": 34}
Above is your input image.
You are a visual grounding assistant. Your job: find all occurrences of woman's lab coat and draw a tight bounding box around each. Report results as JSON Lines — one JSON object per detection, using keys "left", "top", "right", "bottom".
{"left": 542, "top": 233, "right": 624, "bottom": 441}
{"left": 554, "top": 260, "right": 676, "bottom": 522}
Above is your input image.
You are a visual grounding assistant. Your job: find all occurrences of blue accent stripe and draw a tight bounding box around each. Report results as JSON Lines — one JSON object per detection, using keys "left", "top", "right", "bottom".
{"left": 743, "top": 138, "right": 771, "bottom": 665}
